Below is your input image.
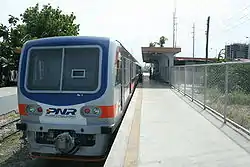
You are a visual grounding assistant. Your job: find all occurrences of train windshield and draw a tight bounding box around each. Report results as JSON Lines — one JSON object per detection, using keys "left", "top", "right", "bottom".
{"left": 26, "top": 47, "right": 100, "bottom": 92}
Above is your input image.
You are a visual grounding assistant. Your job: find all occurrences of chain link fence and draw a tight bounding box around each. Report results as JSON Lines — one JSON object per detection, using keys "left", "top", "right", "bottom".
{"left": 171, "top": 62, "right": 250, "bottom": 133}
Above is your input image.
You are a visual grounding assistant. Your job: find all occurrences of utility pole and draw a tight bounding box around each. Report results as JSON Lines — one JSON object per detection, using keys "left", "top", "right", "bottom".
{"left": 173, "top": 0, "right": 177, "bottom": 48}
{"left": 205, "top": 16, "right": 210, "bottom": 63}
{"left": 175, "top": 22, "right": 178, "bottom": 47}
{"left": 173, "top": 12, "right": 176, "bottom": 48}
{"left": 192, "top": 23, "right": 195, "bottom": 58}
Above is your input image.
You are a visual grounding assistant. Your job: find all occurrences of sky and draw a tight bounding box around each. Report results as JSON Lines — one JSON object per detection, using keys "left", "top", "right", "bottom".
{"left": 1, "top": 0, "right": 250, "bottom": 64}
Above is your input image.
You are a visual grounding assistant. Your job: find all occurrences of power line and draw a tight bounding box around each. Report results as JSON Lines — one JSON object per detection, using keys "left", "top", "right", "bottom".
{"left": 222, "top": 3, "right": 250, "bottom": 23}
{"left": 209, "top": 3, "right": 250, "bottom": 37}
{"left": 224, "top": 17, "right": 250, "bottom": 32}
{"left": 221, "top": 13, "right": 249, "bottom": 30}
{"left": 210, "top": 16, "right": 250, "bottom": 40}
{"left": 209, "top": 14, "right": 250, "bottom": 40}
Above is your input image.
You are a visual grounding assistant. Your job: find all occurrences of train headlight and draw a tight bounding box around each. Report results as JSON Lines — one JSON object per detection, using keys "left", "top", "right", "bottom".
{"left": 26, "top": 104, "right": 43, "bottom": 116}
{"left": 92, "top": 107, "right": 101, "bottom": 115}
{"left": 80, "top": 106, "right": 102, "bottom": 117}
{"left": 27, "top": 106, "right": 36, "bottom": 113}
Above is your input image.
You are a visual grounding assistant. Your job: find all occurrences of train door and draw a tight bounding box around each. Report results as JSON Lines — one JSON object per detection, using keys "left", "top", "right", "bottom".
{"left": 115, "top": 49, "right": 123, "bottom": 113}
{"left": 129, "top": 60, "right": 132, "bottom": 94}
{"left": 121, "top": 56, "right": 126, "bottom": 109}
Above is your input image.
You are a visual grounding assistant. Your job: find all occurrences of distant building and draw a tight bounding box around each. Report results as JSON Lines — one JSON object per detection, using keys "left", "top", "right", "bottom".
{"left": 225, "top": 43, "right": 249, "bottom": 60}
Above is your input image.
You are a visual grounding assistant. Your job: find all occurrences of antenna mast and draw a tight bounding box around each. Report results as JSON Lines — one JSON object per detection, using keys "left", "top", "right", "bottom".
{"left": 173, "top": 0, "right": 177, "bottom": 48}
{"left": 192, "top": 23, "right": 195, "bottom": 58}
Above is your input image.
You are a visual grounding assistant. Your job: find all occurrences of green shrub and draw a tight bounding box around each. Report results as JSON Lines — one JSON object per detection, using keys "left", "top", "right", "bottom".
{"left": 228, "top": 91, "right": 250, "bottom": 105}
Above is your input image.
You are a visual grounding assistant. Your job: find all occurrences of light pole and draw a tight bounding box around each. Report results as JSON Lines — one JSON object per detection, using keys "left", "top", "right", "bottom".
{"left": 245, "top": 37, "right": 250, "bottom": 59}
{"left": 246, "top": 37, "right": 249, "bottom": 44}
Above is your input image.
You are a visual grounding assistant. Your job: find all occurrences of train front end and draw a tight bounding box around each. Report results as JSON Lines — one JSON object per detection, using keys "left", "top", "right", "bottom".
{"left": 16, "top": 36, "right": 115, "bottom": 160}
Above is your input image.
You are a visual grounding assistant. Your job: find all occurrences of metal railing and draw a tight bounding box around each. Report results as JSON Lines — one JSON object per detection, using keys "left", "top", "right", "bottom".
{"left": 171, "top": 61, "right": 250, "bottom": 135}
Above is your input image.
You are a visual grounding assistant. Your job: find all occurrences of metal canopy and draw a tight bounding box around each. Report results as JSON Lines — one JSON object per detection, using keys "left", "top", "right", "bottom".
{"left": 141, "top": 47, "right": 181, "bottom": 63}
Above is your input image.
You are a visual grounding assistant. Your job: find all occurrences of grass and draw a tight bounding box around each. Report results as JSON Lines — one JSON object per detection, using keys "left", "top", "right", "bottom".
{"left": 0, "top": 132, "right": 23, "bottom": 163}
{"left": 193, "top": 87, "right": 250, "bottom": 130}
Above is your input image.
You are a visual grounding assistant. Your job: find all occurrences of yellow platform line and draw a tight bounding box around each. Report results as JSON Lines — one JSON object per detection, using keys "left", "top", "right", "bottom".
{"left": 124, "top": 88, "right": 143, "bottom": 167}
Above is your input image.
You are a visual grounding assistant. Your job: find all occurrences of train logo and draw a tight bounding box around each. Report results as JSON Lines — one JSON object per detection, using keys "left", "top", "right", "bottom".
{"left": 46, "top": 108, "right": 77, "bottom": 117}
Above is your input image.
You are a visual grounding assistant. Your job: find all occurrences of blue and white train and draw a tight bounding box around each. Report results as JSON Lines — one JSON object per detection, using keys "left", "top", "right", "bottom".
{"left": 16, "top": 36, "right": 142, "bottom": 161}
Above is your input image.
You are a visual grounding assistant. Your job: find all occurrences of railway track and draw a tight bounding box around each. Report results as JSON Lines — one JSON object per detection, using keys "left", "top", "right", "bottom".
{"left": 0, "top": 109, "right": 18, "bottom": 117}
{"left": 0, "top": 109, "right": 20, "bottom": 143}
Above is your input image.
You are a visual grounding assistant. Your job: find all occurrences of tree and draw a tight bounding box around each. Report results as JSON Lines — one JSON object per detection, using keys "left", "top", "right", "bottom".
{"left": 0, "top": 3, "right": 80, "bottom": 70}
{"left": 20, "top": 3, "right": 80, "bottom": 38}
{"left": 0, "top": 15, "right": 20, "bottom": 84}
{"left": 149, "top": 42, "right": 155, "bottom": 47}
{"left": 159, "top": 36, "right": 168, "bottom": 47}
{"left": 148, "top": 36, "right": 168, "bottom": 47}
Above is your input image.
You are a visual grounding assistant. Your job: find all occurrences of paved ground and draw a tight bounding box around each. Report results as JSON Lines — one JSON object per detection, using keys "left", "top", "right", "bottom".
{"left": 138, "top": 77, "right": 250, "bottom": 167}
{"left": 0, "top": 87, "right": 17, "bottom": 115}
{"left": 105, "top": 76, "right": 250, "bottom": 167}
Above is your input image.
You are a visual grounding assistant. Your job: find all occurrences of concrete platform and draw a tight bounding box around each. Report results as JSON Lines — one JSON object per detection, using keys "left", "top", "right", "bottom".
{"left": 0, "top": 87, "right": 16, "bottom": 97}
{"left": 104, "top": 76, "right": 250, "bottom": 167}
{"left": 0, "top": 87, "right": 17, "bottom": 115}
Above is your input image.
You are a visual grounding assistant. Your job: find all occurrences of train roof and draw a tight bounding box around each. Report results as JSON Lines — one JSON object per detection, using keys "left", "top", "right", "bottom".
{"left": 22, "top": 36, "right": 140, "bottom": 64}
{"left": 115, "top": 40, "right": 140, "bottom": 64}
{"left": 23, "top": 36, "right": 110, "bottom": 46}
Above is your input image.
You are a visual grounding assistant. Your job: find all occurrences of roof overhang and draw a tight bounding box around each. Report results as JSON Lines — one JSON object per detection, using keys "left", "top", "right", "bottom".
{"left": 142, "top": 47, "right": 181, "bottom": 63}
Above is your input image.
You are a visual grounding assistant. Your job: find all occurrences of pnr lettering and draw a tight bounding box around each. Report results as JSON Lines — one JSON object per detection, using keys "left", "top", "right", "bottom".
{"left": 46, "top": 108, "right": 77, "bottom": 116}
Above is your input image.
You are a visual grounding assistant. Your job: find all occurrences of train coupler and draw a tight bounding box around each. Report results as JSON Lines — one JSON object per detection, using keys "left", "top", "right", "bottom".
{"left": 16, "top": 122, "right": 27, "bottom": 131}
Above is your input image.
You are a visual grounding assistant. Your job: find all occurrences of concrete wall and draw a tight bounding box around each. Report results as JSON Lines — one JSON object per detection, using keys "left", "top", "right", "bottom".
{"left": 158, "top": 54, "right": 174, "bottom": 83}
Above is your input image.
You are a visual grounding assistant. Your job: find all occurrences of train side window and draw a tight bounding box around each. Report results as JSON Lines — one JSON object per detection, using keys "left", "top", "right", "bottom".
{"left": 127, "top": 60, "right": 130, "bottom": 85}
{"left": 115, "top": 59, "right": 122, "bottom": 85}
{"left": 126, "top": 59, "right": 129, "bottom": 85}
{"left": 123, "top": 57, "right": 126, "bottom": 85}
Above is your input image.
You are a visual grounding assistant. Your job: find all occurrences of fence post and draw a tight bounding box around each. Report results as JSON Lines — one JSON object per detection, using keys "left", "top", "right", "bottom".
{"left": 192, "top": 66, "right": 194, "bottom": 101}
{"left": 178, "top": 67, "right": 181, "bottom": 91}
{"left": 173, "top": 67, "right": 176, "bottom": 87}
{"left": 224, "top": 64, "right": 228, "bottom": 123}
{"left": 184, "top": 67, "right": 186, "bottom": 95}
{"left": 204, "top": 66, "right": 207, "bottom": 109}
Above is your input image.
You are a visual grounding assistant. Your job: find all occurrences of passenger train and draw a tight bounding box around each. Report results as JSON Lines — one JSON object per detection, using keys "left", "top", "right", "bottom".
{"left": 16, "top": 36, "right": 142, "bottom": 161}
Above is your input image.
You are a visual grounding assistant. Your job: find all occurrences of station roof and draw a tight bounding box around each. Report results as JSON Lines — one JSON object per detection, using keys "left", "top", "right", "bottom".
{"left": 141, "top": 47, "right": 181, "bottom": 63}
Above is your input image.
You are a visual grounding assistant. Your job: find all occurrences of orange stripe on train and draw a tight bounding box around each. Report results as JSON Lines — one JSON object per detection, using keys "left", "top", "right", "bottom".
{"left": 18, "top": 104, "right": 117, "bottom": 118}
{"left": 18, "top": 104, "right": 28, "bottom": 116}
{"left": 99, "top": 105, "right": 116, "bottom": 118}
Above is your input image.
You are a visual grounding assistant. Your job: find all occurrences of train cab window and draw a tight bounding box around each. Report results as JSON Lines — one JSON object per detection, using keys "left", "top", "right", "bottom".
{"left": 62, "top": 47, "right": 100, "bottom": 92}
{"left": 26, "top": 48, "right": 62, "bottom": 91}
{"left": 26, "top": 47, "right": 100, "bottom": 92}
